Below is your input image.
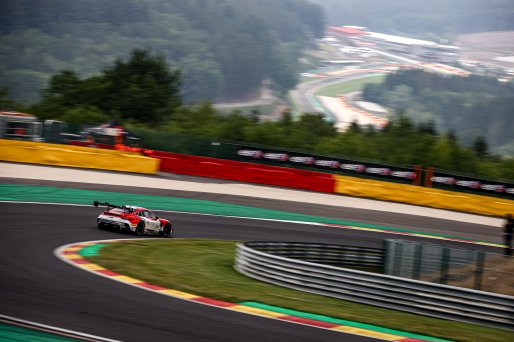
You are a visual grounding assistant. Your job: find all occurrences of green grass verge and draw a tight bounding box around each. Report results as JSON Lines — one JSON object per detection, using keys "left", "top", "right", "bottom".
{"left": 0, "top": 324, "right": 79, "bottom": 342}
{"left": 87, "top": 239, "right": 514, "bottom": 342}
{"left": 314, "top": 75, "right": 385, "bottom": 97}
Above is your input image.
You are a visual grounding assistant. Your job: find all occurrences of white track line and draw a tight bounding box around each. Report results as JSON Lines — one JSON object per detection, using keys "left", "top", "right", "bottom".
{"left": 0, "top": 314, "right": 121, "bottom": 342}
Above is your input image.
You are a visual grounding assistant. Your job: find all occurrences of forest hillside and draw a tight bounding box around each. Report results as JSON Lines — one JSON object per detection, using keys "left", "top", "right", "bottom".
{"left": 0, "top": 0, "right": 324, "bottom": 103}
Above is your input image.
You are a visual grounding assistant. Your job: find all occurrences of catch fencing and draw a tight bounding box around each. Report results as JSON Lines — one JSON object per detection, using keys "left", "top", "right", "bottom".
{"left": 235, "top": 241, "right": 514, "bottom": 330}
{"left": 129, "top": 128, "right": 514, "bottom": 198}
{"left": 384, "top": 239, "right": 514, "bottom": 295}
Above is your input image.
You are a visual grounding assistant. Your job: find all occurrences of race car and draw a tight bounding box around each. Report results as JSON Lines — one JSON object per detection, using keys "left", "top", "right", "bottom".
{"left": 94, "top": 201, "right": 173, "bottom": 237}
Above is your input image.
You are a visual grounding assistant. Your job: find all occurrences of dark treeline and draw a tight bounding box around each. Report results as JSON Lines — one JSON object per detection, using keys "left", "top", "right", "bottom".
{"left": 0, "top": 0, "right": 324, "bottom": 103}
{"left": 3, "top": 50, "right": 513, "bottom": 182}
{"left": 362, "top": 69, "right": 514, "bottom": 154}
{"left": 311, "top": 0, "right": 514, "bottom": 38}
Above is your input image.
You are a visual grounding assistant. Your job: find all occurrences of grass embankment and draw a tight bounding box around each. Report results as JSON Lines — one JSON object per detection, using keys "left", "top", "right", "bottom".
{"left": 314, "top": 75, "right": 385, "bottom": 97}
{"left": 88, "top": 239, "right": 514, "bottom": 342}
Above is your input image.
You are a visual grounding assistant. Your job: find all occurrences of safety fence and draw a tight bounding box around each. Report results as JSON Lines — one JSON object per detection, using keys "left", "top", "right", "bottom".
{"left": 3, "top": 119, "right": 514, "bottom": 199}
{"left": 128, "top": 129, "right": 514, "bottom": 199}
{"left": 235, "top": 241, "right": 514, "bottom": 330}
{"left": 384, "top": 240, "right": 514, "bottom": 295}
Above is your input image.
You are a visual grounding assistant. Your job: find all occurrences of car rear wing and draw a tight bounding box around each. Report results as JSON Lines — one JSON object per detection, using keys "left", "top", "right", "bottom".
{"left": 93, "top": 201, "right": 134, "bottom": 212}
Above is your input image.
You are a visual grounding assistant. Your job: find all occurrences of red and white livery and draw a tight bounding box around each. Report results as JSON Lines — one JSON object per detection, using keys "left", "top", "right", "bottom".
{"left": 94, "top": 201, "right": 174, "bottom": 237}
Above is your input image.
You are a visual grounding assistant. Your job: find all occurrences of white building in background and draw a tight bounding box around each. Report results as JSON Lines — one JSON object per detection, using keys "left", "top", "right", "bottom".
{"left": 364, "top": 32, "right": 436, "bottom": 54}
{"left": 327, "top": 25, "right": 460, "bottom": 63}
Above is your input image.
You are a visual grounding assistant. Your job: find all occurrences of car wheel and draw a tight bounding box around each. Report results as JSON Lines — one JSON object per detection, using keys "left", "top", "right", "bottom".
{"left": 97, "top": 221, "right": 104, "bottom": 229}
{"left": 135, "top": 221, "right": 145, "bottom": 236}
{"left": 163, "top": 223, "right": 173, "bottom": 238}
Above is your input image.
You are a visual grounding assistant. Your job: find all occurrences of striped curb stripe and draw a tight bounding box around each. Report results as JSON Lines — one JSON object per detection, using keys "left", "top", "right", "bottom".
{"left": 56, "top": 239, "right": 452, "bottom": 342}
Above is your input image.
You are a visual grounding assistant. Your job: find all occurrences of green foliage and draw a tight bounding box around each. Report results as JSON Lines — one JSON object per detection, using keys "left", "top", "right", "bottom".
{"left": 99, "top": 49, "right": 182, "bottom": 122}
{"left": 0, "top": 87, "right": 27, "bottom": 111}
{"left": 0, "top": 0, "right": 324, "bottom": 103}
{"left": 31, "top": 49, "right": 182, "bottom": 123}
{"left": 129, "top": 105, "right": 513, "bottom": 182}
{"left": 472, "top": 136, "right": 489, "bottom": 159}
{"left": 58, "top": 106, "right": 109, "bottom": 125}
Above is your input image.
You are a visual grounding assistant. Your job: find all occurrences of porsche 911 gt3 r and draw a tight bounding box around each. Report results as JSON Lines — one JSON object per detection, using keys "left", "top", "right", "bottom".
{"left": 94, "top": 201, "right": 173, "bottom": 237}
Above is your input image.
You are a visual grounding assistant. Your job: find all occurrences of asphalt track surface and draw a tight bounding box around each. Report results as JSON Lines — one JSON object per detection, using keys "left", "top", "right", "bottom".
{"left": 0, "top": 184, "right": 502, "bottom": 341}
{"left": 293, "top": 71, "right": 378, "bottom": 114}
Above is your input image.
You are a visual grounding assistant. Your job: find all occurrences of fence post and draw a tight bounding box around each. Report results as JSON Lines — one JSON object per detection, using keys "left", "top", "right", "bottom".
{"left": 413, "top": 244, "right": 423, "bottom": 280}
{"left": 474, "top": 252, "right": 486, "bottom": 291}
{"left": 382, "top": 240, "right": 390, "bottom": 274}
{"left": 393, "top": 242, "right": 403, "bottom": 277}
{"left": 440, "top": 247, "right": 450, "bottom": 284}
{"left": 424, "top": 166, "right": 434, "bottom": 187}
{"left": 413, "top": 165, "right": 422, "bottom": 186}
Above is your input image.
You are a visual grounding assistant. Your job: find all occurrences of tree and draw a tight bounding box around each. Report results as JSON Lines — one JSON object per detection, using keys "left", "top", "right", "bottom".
{"left": 417, "top": 120, "right": 437, "bottom": 136}
{"left": 472, "top": 136, "right": 489, "bottom": 158}
{"left": 100, "top": 49, "right": 182, "bottom": 123}
{"left": 0, "top": 87, "right": 23, "bottom": 110}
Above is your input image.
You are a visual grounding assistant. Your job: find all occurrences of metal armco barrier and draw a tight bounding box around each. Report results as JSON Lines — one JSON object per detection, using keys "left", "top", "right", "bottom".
{"left": 235, "top": 242, "right": 514, "bottom": 330}
{"left": 244, "top": 241, "right": 383, "bottom": 269}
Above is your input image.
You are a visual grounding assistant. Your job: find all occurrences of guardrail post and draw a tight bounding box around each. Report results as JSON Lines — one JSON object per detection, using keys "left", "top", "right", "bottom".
{"left": 440, "top": 247, "right": 450, "bottom": 285}
{"left": 424, "top": 166, "right": 434, "bottom": 187}
{"left": 393, "top": 242, "right": 403, "bottom": 277}
{"left": 413, "top": 165, "right": 422, "bottom": 186}
{"left": 413, "top": 244, "right": 423, "bottom": 280}
{"left": 474, "top": 252, "right": 486, "bottom": 291}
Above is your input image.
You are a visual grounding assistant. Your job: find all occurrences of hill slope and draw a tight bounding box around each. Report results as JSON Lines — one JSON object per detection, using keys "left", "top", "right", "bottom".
{"left": 0, "top": 0, "right": 324, "bottom": 103}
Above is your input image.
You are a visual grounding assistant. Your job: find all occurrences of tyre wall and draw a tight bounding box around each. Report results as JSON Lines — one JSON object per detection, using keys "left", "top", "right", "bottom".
{"left": 0, "top": 139, "right": 159, "bottom": 174}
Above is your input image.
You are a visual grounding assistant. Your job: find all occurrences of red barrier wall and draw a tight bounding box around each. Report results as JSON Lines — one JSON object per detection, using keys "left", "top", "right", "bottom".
{"left": 146, "top": 150, "right": 335, "bottom": 193}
